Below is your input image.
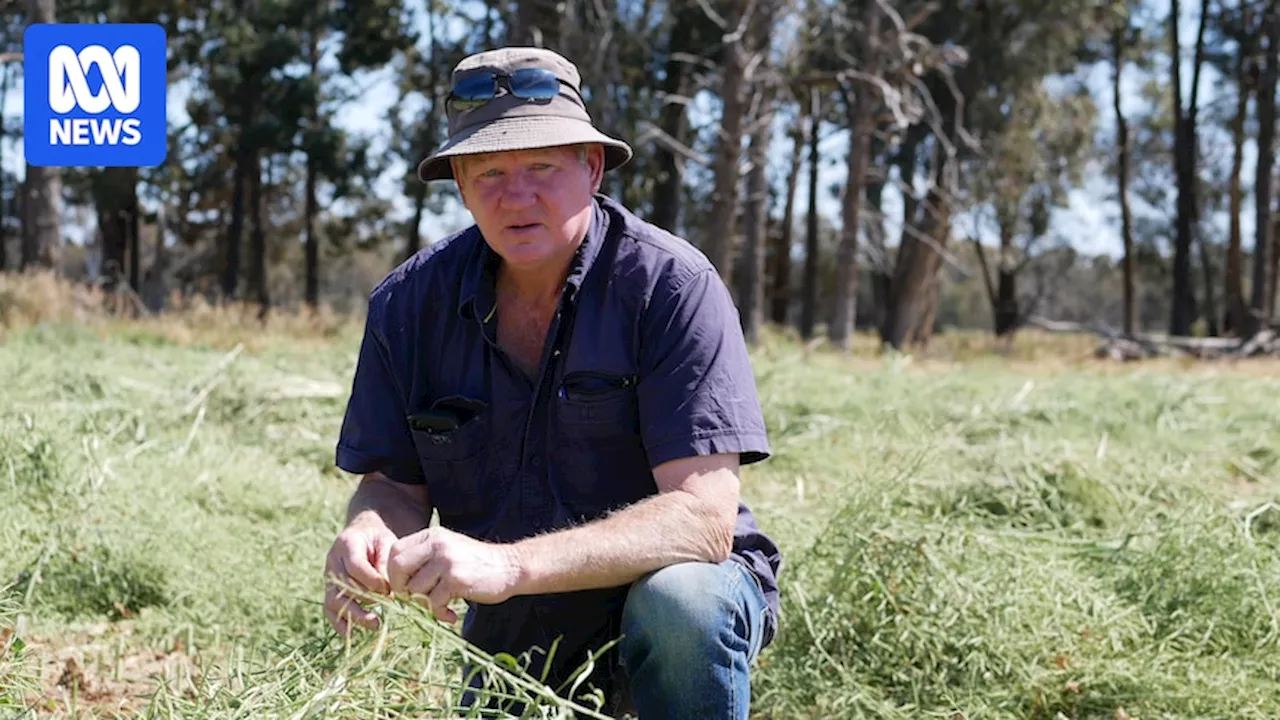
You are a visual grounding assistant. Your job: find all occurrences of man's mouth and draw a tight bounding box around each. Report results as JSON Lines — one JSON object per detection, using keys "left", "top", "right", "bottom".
{"left": 508, "top": 223, "right": 540, "bottom": 231}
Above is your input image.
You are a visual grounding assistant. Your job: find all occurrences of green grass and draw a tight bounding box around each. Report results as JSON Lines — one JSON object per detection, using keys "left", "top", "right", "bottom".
{"left": 1, "top": 319, "right": 1279, "bottom": 718}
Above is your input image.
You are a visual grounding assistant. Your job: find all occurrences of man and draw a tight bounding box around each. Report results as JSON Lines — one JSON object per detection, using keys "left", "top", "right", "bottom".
{"left": 325, "top": 46, "right": 782, "bottom": 719}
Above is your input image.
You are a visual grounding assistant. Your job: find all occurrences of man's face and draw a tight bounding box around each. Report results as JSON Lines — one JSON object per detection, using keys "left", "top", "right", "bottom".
{"left": 453, "top": 144, "right": 605, "bottom": 274}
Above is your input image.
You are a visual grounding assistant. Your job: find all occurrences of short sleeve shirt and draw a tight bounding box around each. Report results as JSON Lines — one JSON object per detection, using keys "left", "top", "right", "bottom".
{"left": 335, "top": 195, "right": 782, "bottom": 687}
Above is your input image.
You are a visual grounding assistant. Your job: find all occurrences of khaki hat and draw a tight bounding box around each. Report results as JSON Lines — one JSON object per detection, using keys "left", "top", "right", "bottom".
{"left": 416, "top": 47, "right": 634, "bottom": 182}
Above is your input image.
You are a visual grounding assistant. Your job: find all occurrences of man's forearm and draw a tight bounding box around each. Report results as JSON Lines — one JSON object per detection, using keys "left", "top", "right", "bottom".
{"left": 346, "top": 473, "right": 432, "bottom": 538}
{"left": 507, "top": 488, "right": 734, "bottom": 596}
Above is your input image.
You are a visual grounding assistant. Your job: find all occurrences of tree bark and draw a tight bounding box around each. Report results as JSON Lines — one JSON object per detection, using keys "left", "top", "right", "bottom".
{"left": 828, "top": 4, "right": 880, "bottom": 349}
{"left": 223, "top": 81, "right": 257, "bottom": 300}
{"left": 1113, "top": 22, "right": 1138, "bottom": 336}
{"left": 1225, "top": 1, "right": 1251, "bottom": 335}
{"left": 1271, "top": 225, "right": 1280, "bottom": 320}
{"left": 877, "top": 131, "right": 922, "bottom": 340}
{"left": 703, "top": 0, "right": 751, "bottom": 286}
{"left": 21, "top": 170, "right": 62, "bottom": 272}
{"left": 994, "top": 208, "right": 1018, "bottom": 337}
{"left": 1251, "top": 0, "right": 1279, "bottom": 332}
{"left": 22, "top": 0, "right": 61, "bottom": 273}
{"left": 0, "top": 57, "right": 11, "bottom": 271}
{"left": 770, "top": 108, "right": 805, "bottom": 324}
{"left": 799, "top": 89, "right": 822, "bottom": 339}
{"left": 303, "top": 26, "right": 320, "bottom": 308}
{"left": 650, "top": 0, "right": 696, "bottom": 233}
{"left": 94, "top": 168, "right": 131, "bottom": 288}
{"left": 739, "top": 89, "right": 772, "bottom": 345}
{"left": 866, "top": 176, "right": 890, "bottom": 330}
{"left": 737, "top": 0, "right": 773, "bottom": 341}
{"left": 1168, "top": 0, "right": 1205, "bottom": 337}
{"left": 514, "top": 0, "right": 561, "bottom": 47}
{"left": 883, "top": 143, "right": 950, "bottom": 349}
{"left": 1199, "top": 222, "right": 1219, "bottom": 335}
{"left": 249, "top": 149, "right": 268, "bottom": 316}
{"left": 127, "top": 175, "right": 140, "bottom": 292}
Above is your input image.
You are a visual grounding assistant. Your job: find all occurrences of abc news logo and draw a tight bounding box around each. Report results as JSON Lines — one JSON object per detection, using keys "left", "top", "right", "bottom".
{"left": 48, "top": 44, "right": 144, "bottom": 147}
{"left": 24, "top": 24, "right": 167, "bottom": 168}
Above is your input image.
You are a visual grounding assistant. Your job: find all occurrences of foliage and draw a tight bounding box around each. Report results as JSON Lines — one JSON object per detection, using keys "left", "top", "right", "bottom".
{"left": 1, "top": 300, "right": 1279, "bottom": 716}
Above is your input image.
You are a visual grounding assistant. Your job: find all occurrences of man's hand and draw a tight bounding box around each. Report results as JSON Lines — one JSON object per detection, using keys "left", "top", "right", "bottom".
{"left": 387, "top": 527, "right": 522, "bottom": 623}
{"left": 323, "top": 519, "right": 397, "bottom": 636}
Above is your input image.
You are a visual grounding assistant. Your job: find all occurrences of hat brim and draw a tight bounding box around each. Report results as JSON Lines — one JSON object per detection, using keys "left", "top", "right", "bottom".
{"left": 416, "top": 116, "right": 633, "bottom": 182}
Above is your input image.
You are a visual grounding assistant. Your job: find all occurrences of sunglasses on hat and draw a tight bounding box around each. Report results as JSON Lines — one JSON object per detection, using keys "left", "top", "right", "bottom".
{"left": 447, "top": 68, "right": 585, "bottom": 112}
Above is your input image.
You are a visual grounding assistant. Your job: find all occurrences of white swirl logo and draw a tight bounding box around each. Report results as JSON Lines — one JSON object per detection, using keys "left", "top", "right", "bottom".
{"left": 47, "top": 44, "right": 141, "bottom": 114}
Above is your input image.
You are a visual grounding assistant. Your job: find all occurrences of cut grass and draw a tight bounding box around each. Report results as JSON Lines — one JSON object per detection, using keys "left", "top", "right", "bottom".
{"left": 1, "top": 309, "right": 1279, "bottom": 717}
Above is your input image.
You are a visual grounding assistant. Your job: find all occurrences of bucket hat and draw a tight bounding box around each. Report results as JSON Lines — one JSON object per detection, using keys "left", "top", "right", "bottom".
{"left": 416, "top": 47, "right": 634, "bottom": 182}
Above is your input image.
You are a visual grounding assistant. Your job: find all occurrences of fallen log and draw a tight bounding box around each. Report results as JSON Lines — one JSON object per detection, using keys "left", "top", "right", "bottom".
{"left": 1024, "top": 315, "right": 1280, "bottom": 360}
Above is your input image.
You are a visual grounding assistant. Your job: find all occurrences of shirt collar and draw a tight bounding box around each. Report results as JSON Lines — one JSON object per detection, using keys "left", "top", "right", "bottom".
{"left": 457, "top": 195, "right": 612, "bottom": 321}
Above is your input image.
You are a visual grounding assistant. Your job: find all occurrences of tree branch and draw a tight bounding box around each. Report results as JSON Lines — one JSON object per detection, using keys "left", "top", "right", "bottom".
{"left": 633, "top": 121, "right": 713, "bottom": 166}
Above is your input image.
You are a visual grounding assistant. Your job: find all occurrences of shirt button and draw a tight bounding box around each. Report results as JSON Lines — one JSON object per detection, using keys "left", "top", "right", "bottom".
{"left": 531, "top": 456, "right": 541, "bottom": 467}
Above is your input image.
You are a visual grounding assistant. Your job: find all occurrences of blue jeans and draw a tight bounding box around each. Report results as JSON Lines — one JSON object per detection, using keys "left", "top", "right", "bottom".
{"left": 458, "top": 560, "right": 769, "bottom": 718}
{"left": 615, "top": 559, "right": 769, "bottom": 719}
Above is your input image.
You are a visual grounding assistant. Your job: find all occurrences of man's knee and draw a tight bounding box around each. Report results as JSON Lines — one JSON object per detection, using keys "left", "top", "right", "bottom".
{"left": 620, "top": 561, "right": 743, "bottom": 659}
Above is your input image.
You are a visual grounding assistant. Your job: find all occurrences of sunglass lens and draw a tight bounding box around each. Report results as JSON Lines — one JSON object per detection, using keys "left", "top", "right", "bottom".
{"left": 509, "top": 68, "right": 563, "bottom": 100}
{"left": 450, "top": 73, "right": 496, "bottom": 110}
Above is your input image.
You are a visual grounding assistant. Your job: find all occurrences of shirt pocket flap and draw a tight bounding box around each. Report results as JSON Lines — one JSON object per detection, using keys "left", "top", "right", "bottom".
{"left": 408, "top": 409, "right": 495, "bottom": 524}
{"left": 556, "top": 371, "right": 639, "bottom": 432}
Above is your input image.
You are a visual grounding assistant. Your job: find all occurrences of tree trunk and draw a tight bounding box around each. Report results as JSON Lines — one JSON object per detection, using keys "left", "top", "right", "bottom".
{"left": 994, "top": 210, "right": 1018, "bottom": 337}
{"left": 650, "top": 0, "right": 696, "bottom": 233}
{"left": 22, "top": 0, "right": 61, "bottom": 272}
{"left": 1168, "top": 0, "right": 1205, "bottom": 337}
{"left": 94, "top": 169, "right": 130, "bottom": 288}
{"left": 1251, "top": 1, "right": 1279, "bottom": 332}
{"left": 1271, "top": 217, "right": 1280, "bottom": 321}
{"left": 249, "top": 149, "right": 268, "bottom": 317}
{"left": 829, "top": 4, "right": 880, "bottom": 350}
{"left": 223, "top": 80, "right": 257, "bottom": 300}
{"left": 1198, "top": 225, "right": 1219, "bottom": 335}
{"left": 866, "top": 177, "right": 890, "bottom": 330}
{"left": 484, "top": 0, "right": 497, "bottom": 46}
{"left": 0, "top": 58, "right": 11, "bottom": 271}
{"left": 703, "top": 0, "right": 751, "bottom": 286}
{"left": 878, "top": 130, "right": 922, "bottom": 339}
{"left": 737, "top": 0, "right": 773, "bottom": 340}
{"left": 407, "top": 9, "right": 441, "bottom": 261}
{"left": 304, "top": 151, "right": 318, "bottom": 308}
{"left": 1225, "top": 2, "right": 1251, "bottom": 335}
{"left": 912, "top": 274, "right": 940, "bottom": 347}
{"left": 127, "top": 179, "right": 140, "bottom": 291}
{"left": 883, "top": 143, "right": 950, "bottom": 349}
{"left": 1113, "top": 22, "right": 1138, "bottom": 336}
{"left": 303, "top": 27, "right": 320, "bottom": 308}
{"left": 770, "top": 111, "right": 805, "bottom": 324}
{"left": 799, "top": 90, "right": 822, "bottom": 339}
{"left": 514, "top": 0, "right": 561, "bottom": 47}
{"left": 21, "top": 168, "right": 62, "bottom": 272}
{"left": 739, "top": 88, "right": 772, "bottom": 345}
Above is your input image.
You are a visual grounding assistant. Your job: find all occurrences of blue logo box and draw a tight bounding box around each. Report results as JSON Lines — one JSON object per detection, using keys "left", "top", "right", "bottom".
{"left": 23, "top": 23, "right": 167, "bottom": 168}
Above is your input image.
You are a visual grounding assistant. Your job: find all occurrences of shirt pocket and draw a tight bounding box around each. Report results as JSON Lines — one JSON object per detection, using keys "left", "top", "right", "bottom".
{"left": 555, "top": 371, "right": 640, "bottom": 436}
{"left": 409, "top": 410, "right": 499, "bottom": 532}
{"left": 552, "top": 371, "right": 653, "bottom": 519}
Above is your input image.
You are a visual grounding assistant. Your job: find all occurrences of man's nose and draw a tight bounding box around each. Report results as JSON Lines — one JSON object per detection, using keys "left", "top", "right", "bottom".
{"left": 499, "top": 171, "right": 537, "bottom": 208}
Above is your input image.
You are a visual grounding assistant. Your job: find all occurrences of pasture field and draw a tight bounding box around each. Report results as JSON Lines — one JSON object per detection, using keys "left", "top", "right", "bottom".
{"left": 1, "top": 286, "right": 1279, "bottom": 718}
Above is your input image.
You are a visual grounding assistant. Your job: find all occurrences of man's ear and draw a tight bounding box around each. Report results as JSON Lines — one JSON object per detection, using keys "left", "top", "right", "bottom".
{"left": 588, "top": 144, "right": 605, "bottom": 193}
{"left": 450, "top": 159, "right": 470, "bottom": 208}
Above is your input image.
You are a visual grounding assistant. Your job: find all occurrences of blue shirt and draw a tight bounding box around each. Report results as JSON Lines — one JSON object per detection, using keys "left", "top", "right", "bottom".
{"left": 335, "top": 194, "right": 782, "bottom": 688}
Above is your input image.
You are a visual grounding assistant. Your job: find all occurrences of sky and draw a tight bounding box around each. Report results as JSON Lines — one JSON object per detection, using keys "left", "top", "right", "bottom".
{"left": 0, "top": 0, "right": 1260, "bottom": 261}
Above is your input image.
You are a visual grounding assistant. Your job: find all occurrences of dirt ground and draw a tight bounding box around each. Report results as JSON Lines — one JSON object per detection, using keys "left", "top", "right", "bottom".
{"left": 22, "top": 622, "right": 198, "bottom": 717}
